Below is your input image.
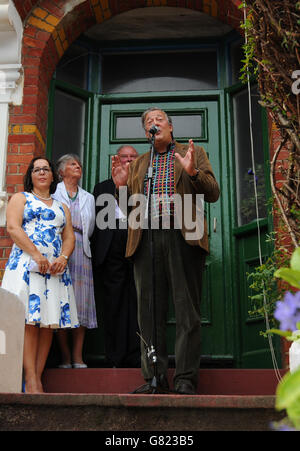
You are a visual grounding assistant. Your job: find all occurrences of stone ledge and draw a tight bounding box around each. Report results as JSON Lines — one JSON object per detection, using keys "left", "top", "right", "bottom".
{"left": 0, "top": 369, "right": 285, "bottom": 430}
{"left": 0, "top": 392, "right": 276, "bottom": 409}
{"left": 0, "top": 393, "right": 283, "bottom": 431}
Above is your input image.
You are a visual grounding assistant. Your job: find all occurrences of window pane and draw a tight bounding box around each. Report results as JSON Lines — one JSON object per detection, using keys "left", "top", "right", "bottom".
{"left": 171, "top": 114, "right": 203, "bottom": 138}
{"left": 115, "top": 113, "right": 204, "bottom": 140}
{"left": 102, "top": 51, "right": 218, "bottom": 93}
{"left": 56, "top": 45, "right": 88, "bottom": 89}
{"left": 52, "top": 89, "right": 86, "bottom": 163}
{"left": 233, "top": 86, "right": 267, "bottom": 226}
{"left": 116, "top": 116, "right": 144, "bottom": 139}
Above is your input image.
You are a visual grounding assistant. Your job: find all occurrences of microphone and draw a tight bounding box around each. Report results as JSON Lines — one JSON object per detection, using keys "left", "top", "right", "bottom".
{"left": 149, "top": 125, "right": 159, "bottom": 135}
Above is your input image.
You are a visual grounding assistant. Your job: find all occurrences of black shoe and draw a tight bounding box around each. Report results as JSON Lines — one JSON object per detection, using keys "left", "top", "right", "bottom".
{"left": 175, "top": 381, "right": 196, "bottom": 395}
{"left": 132, "top": 374, "right": 169, "bottom": 394}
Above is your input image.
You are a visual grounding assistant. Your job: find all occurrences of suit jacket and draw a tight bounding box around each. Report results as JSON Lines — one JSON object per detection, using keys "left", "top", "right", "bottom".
{"left": 125, "top": 141, "right": 220, "bottom": 258}
{"left": 92, "top": 178, "right": 121, "bottom": 268}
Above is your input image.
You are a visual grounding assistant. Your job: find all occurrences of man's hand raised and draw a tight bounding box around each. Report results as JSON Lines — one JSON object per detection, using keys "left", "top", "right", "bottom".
{"left": 175, "top": 139, "right": 198, "bottom": 177}
{"left": 111, "top": 155, "right": 130, "bottom": 188}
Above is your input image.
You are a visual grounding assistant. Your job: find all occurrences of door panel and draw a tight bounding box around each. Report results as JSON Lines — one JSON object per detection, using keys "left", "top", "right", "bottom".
{"left": 92, "top": 99, "right": 232, "bottom": 366}
{"left": 234, "top": 223, "right": 280, "bottom": 367}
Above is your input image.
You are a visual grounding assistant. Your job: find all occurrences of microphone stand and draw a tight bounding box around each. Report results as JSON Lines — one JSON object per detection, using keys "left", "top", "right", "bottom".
{"left": 132, "top": 126, "right": 170, "bottom": 395}
{"left": 144, "top": 131, "right": 168, "bottom": 394}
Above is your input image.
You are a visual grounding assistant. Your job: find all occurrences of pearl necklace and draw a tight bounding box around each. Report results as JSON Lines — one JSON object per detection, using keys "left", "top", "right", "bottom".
{"left": 31, "top": 190, "right": 52, "bottom": 201}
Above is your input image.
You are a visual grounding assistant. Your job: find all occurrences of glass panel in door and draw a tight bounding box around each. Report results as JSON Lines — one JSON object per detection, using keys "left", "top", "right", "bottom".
{"left": 51, "top": 89, "right": 86, "bottom": 163}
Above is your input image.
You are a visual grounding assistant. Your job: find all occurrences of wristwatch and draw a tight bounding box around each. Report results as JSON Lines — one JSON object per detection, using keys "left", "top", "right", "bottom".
{"left": 189, "top": 168, "right": 199, "bottom": 181}
{"left": 60, "top": 254, "right": 69, "bottom": 261}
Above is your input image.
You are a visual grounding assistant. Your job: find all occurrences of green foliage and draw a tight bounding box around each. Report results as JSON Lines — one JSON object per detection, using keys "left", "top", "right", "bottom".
{"left": 239, "top": 2, "right": 300, "bottom": 429}
{"left": 265, "top": 248, "right": 300, "bottom": 430}
{"left": 239, "top": 7, "right": 258, "bottom": 84}
{"left": 275, "top": 248, "right": 300, "bottom": 290}
{"left": 290, "top": 204, "right": 300, "bottom": 225}
{"left": 247, "top": 233, "right": 290, "bottom": 327}
{"left": 238, "top": 0, "right": 300, "bottom": 246}
{"left": 276, "top": 368, "right": 300, "bottom": 429}
{"left": 268, "top": 328, "right": 300, "bottom": 342}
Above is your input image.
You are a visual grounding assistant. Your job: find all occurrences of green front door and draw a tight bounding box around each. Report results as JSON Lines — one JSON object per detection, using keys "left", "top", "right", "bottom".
{"left": 46, "top": 35, "right": 282, "bottom": 370}
{"left": 47, "top": 82, "right": 281, "bottom": 368}
{"left": 93, "top": 99, "right": 233, "bottom": 366}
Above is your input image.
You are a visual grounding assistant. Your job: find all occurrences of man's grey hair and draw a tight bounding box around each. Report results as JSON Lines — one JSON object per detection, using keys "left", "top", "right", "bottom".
{"left": 116, "top": 145, "right": 138, "bottom": 155}
{"left": 141, "top": 107, "right": 173, "bottom": 130}
{"left": 56, "top": 153, "right": 82, "bottom": 180}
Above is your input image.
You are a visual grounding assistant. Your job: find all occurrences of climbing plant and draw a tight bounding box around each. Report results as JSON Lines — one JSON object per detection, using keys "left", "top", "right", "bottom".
{"left": 240, "top": 0, "right": 300, "bottom": 247}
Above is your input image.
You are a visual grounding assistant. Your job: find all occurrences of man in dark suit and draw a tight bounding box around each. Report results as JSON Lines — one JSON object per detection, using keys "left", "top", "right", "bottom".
{"left": 91, "top": 145, "right": 140, "bottom": 368}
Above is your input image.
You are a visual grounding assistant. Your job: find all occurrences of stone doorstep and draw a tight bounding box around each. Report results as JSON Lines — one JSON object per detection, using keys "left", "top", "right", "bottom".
{"left": 0, "top": 392, "right": 283, "bottom": 431}
{"left": 0, "top": 392, "right": 276, "bottom": 409}
{"left": 0, "top": 368, "right": 284, "bottom": 409}
{"left": 0, "top": 369, "right": 286, "bottom": 431}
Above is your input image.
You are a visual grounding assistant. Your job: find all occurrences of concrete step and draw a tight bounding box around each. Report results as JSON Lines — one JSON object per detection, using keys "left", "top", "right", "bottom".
{"left": 0, "top": 369, "right": 286, "bottom": 431}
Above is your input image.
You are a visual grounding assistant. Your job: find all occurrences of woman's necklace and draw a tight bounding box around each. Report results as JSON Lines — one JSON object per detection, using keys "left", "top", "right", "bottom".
{"left": 68, "top": 190, "right": 78, "bottom": 201}
{"left": 31, "top": 190, "right": 52, "bottom": 201}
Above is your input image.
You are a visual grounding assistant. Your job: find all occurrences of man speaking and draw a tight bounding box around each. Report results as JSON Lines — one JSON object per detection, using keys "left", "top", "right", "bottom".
{"left": 112, "top": 107, "right": 220, "bottom": 395}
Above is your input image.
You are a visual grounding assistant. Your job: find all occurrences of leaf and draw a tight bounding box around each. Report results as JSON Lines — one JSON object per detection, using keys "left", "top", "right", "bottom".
{"left": 291, "top": 248, "right": 300, "bottom": 272}
{"left": 274, "top": 268, "right": 300, "bottom": 289}
{"left": 286, "top": 401, "right": 300, "bottom": 429}
{"left": 276, "top": 369, "right": 300, "bottom": 411}
{"left": 266, "top": 328, "right": 292, "bottom": 338}
{"left": 250, "top": 294, "right": 264, "bottom": 301}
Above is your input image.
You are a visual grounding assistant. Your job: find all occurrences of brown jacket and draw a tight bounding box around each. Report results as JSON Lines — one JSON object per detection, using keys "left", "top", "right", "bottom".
{"left": 125, "top": 141, "right": 220, "bottom": 258}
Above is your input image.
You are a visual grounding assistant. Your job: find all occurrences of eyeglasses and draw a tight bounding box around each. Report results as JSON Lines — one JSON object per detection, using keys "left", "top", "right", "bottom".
{"left": 32, "top": 167, "right": 52, "bottom": 174}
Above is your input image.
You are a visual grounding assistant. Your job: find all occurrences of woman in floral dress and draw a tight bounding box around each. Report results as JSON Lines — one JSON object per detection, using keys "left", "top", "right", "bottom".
{"left": 2, "top": 157, "right": 79, "bottom": 393}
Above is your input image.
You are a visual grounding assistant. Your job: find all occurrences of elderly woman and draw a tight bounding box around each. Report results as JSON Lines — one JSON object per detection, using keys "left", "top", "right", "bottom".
{"left": 53, "top": 154, "right": 97, "bottom": 368}
{"left": 2, "top": 156, "right": 79, "bottom": 393}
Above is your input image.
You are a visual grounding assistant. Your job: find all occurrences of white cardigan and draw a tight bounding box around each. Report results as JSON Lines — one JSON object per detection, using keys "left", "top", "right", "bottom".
{"left": 53, "top": 181, "right": 95, "bottom": 258}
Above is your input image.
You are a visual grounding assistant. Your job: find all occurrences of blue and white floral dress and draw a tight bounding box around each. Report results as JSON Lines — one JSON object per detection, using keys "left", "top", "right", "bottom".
{"left": 2, "top": 192, "right": 79, "bottom": 329}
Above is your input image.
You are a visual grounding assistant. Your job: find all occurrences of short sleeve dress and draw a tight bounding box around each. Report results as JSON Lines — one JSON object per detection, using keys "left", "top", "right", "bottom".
{"left": 1, "top": 192, "right": 79, "bottom": 329}
{"left": 67, "top": 195, "right": 97, "bottom": 329}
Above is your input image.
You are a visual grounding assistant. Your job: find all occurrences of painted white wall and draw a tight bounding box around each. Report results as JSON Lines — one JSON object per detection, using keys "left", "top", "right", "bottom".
{"left": 0, "top": 1, "right": 23, "bottom": 226}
